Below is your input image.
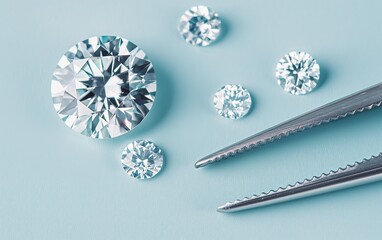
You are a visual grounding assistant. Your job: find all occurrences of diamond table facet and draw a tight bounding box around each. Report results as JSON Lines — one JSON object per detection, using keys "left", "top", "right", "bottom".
{"left": 276, "top": 51, "right": 320, "bottom": 95}
{"left": 214, "top": 85, "right": 252, "bottom": 119}
{"left": 51, "top": 36, "right": 156, "bottom": 139}
{"left": 178, "top": 5, "right": 221, "bottom": 46}
{"left": 121, "top": 140, "right": 164, "bottom": 179}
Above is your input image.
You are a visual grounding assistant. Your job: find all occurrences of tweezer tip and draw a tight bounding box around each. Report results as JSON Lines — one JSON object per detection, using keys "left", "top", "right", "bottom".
{"left": 217, "top": 205, "right": 228, "bottom": 213}
{"left": 194, "top": 158, "right": 209, "bottom": 168}
{"left": 217, "top": 203, "right": 236, "bottom": 213}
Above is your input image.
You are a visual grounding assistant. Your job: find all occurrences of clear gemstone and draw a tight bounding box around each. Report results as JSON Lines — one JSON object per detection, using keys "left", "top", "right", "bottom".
{"left": 213, "top": 85, "right": 252, "bottom": 119}
{"left": 51, "top": 36, "right": 156, "bottom": 139}
{"left": 121, "top": 140, "right": 164, "bottom": 179}
{"left": 276, "top": 51, "right": 320, "bottom": 95}
{"left": 178, "top": 5, "right": 221, "bottom": 46}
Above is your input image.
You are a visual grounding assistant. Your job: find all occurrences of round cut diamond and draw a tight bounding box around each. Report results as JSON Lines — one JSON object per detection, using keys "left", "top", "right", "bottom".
{"left": 178, "top": 5, "right": 221, "bottom": 46}
{"left": 213, "top": 84, "right": 252, "bottom": 119}
{"left": 276, "top": 51, "right": 320, "bottom": 95}
{"left": 51, "top": 36, "right": 156, "bottom": 139}
{"left": 121, "top": 140, "right": 164, "bottom": 179}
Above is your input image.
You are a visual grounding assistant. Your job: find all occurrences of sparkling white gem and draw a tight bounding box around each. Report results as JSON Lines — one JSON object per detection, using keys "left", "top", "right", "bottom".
{"left": 276, "top": 51, "right": 320, "bottom": 95}
{"left": 214, "top": 84, "right": 252, "bottom": 119}
{"left": 178, "top": 5, "right": 221, "bottom": 46}
{"left": 121, "top": 140, "right": 164, "bottom": 179}
{"left": 51, "top": 36, "right": 156, "bottom": 139}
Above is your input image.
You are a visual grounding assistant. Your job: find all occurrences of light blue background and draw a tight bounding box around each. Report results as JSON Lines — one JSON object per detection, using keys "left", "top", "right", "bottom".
{"left": 1, "top": 0, "right": 382, "bottom": 239}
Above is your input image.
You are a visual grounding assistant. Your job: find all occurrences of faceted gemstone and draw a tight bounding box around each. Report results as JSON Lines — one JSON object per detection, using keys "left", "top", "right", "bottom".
{"left": 121, "top": 140, "right": 164, "bottom": 179}
{"left": 51, "top": 36, "right": 156, "bottom": 139}
{"left": 213, "top": 85, "right": 252, "bottom": 119}
{"left": 276, "top": 51, "right": 320, "bottom": 95}
{"left": 178, "top": 5, "right": 221, "bottom": 46}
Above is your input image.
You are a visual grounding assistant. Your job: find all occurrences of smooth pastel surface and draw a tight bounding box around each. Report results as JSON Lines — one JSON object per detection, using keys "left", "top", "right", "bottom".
{"left": 1, "top": 0, "right": 382, "bottom": 239}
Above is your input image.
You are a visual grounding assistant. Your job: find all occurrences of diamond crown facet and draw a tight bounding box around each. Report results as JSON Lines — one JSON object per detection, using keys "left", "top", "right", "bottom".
{"left": 213, "top": 84, "right": 252, "bottom": 119}
{"left": 276, "top": 51, "right": 320, "bottom": 95}
{"left": 178, "top": 5, "right": 221, "bottom": 46}
{"left": 121, "top": 140, "right": 164, "bottom": 179}
{"left": 51, "top": 36, "right": 156, "bottom": 139}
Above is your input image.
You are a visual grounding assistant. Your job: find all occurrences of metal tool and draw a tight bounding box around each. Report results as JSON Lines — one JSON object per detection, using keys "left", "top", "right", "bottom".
{"left": 194, "top": 82, "right": 382, "bottom": 212}
{"left": 218, "top": 153, "right": 382, "bottom": 212}
{"left": 195, "top": 83, "right": 382, "bottom": 168}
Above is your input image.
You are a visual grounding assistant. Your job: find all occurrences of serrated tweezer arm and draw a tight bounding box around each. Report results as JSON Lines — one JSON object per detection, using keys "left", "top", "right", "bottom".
{"left": 218, "top": 153, "right": 382, "bottom": 212}
{"left": 195, "top": 83, "right": 382, "bottom": 168}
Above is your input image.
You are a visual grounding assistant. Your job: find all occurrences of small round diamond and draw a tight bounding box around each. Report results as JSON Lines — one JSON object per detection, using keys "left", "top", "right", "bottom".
{"left": 121, "top": 140, "right": 164, "bottom": 179}
{"left": 276, "top": 51, "right": 320, "bottom": 95}
{"left": 178, "top": 5, "right": 221, "bottom": 46}
{"left": 213, "top": 85, "right": 252, "bottom": 119}
{"left": 51, "top": 36, "right": 156, "bottom": 139}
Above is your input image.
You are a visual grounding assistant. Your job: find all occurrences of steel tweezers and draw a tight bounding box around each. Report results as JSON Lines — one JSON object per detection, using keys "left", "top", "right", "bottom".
{"left": 195, "top": 83, "right": 382, "bottom": 213}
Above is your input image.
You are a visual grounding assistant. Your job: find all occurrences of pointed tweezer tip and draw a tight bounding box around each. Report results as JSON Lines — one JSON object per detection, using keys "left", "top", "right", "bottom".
{"left": 194, "top": 158, "right": 210, "bottom": 168}
{"left": 217, "top": 204, "right": 236, "bottom": 213}
{"left": 217, "top": 205, "right": 228, "bottom": 213}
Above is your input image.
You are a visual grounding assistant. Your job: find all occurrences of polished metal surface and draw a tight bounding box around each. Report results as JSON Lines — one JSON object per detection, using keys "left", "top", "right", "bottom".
{"left": 195, "top": 83, "right": 382, "bottom": 168}
{"left": 218, "top": 153, "right": 382, "bottom": 212}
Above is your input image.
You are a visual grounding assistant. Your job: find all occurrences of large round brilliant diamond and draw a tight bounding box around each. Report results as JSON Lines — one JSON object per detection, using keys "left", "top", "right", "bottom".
{"left": 51, "top": 36, "right": 156, "bottom": 139}
{"left": 276, "top": 51, "right": 320, "bottom": 95}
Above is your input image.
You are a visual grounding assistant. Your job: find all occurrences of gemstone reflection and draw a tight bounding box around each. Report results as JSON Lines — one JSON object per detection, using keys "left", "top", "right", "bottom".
{"left": 178, "top": 5, "right": 221, "bottom": 46}
{"left": 121, "top": 140, "right": 164, "bottom": 179}
{"left": 276, "top": 51, "right": 320, "bottom": 95}
{"left": 51, "top": 36, "right": 156, "bottom": 138}
{"left": 214, "top": 84, "right": 252, "bottom": 119}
